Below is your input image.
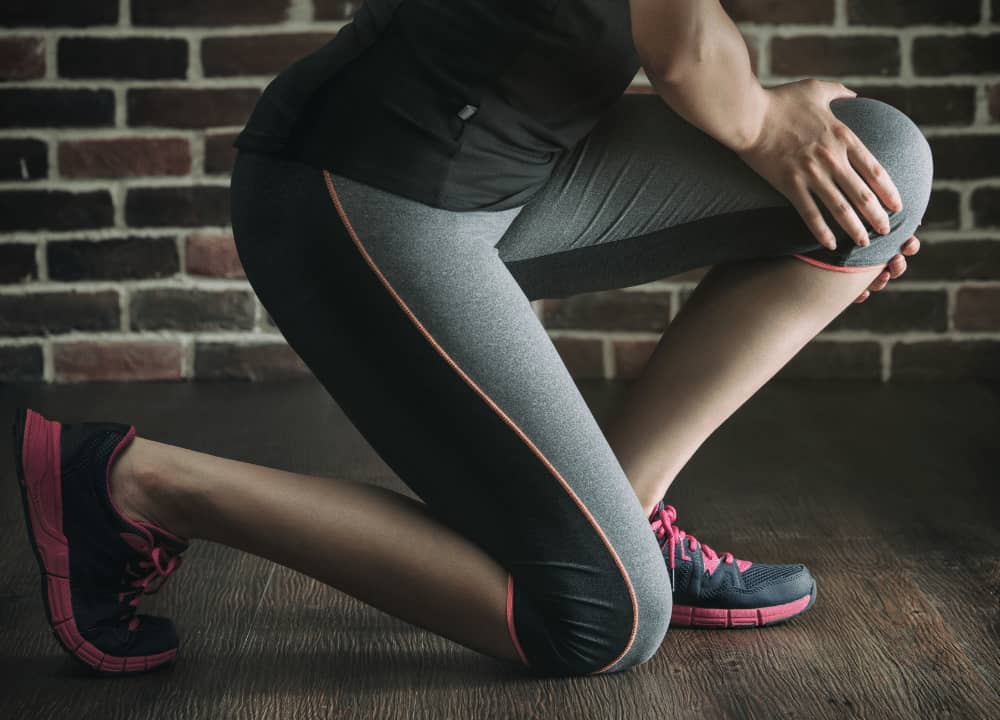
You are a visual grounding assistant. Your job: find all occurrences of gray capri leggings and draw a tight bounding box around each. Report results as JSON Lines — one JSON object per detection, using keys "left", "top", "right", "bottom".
{"left": 229, "top": 93, "right": 932, "bottom": 676}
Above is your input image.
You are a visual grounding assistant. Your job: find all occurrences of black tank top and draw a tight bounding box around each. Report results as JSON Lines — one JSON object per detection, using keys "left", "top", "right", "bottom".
{"left": 232, "top": 0, "right": 641, "bottom": 211}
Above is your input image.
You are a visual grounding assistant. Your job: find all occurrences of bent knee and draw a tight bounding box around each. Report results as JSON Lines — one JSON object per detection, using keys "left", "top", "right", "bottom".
{"left": 830, "top": 96, "right": 934, "bottom": 232}
{"left": 514, "top": 558, "right": 671, "bottom": 677}
{"left": 793, "top": 98, "right": 933, "bottom": 269}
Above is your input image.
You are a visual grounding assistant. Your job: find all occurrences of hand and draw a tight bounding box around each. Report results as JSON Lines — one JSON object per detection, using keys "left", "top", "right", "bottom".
{"left": 853, "top": 235, "right": 920, "bottom": 303}
{"left": 736, "top": 79, "right": 903, "bottom": 251}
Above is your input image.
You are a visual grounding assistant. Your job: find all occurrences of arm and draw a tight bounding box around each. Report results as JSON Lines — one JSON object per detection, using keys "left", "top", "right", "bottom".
{"left": 629, "top": 0, "right": 765, "bottom": 153}
{"left": 628, "top": 0, "right": 903, "bottom": 252}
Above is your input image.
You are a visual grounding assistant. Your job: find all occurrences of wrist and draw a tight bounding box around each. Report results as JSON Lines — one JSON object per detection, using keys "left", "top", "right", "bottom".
{"left": 726, "top": 83, "right": 772, "bottom": 155}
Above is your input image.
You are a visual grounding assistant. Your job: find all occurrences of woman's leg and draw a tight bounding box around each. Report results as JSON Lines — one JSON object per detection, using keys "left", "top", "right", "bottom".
{"left": 604, "top": 256, "right": 882, "bottom": 514}
{"left": 495, "top": 93, "right": 933, "bottom": 514}
{"left": 202, "top": 150, "right": 671, "bottom": 676}
{"left": 109, "top": 435, "right": 522, "bottom": 664}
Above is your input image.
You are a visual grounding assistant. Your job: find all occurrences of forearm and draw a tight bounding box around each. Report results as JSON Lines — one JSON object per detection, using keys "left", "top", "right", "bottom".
{"left": 630, "top": 0, "right": 768, "bottom": 153}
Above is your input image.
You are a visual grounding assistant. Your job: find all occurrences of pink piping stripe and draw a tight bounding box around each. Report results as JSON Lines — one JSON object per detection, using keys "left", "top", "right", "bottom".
{"left": 791, "top": 253, "right": 886, "bottom": 273}
{"left": 506, "top": 573, "right": 530, "bottom": 667}
{"left": 322, "top": 169, "right": 640, "bottom": 675}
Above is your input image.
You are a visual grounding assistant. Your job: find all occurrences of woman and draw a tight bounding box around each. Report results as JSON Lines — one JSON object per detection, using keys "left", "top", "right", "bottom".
{"left": 12, "top": 0, "right": 930, "bottom": 677}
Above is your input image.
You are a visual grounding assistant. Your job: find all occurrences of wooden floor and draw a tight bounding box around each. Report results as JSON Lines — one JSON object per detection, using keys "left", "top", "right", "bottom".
{"left": 1, "top": 378, "right": 998, "bottom": 719}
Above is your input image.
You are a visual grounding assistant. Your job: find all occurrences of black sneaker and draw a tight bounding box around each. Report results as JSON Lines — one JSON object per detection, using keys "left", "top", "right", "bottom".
{"left": 649, "top": 501, "right": 817, "bottom": 627}
{"left": 12, "top": 407, "right": 189, "bottom": 674}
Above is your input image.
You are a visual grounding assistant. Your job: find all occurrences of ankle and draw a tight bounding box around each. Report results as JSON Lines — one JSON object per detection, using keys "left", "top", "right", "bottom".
{"left": 109, "top": 437, "right": 194, "bottom": 541}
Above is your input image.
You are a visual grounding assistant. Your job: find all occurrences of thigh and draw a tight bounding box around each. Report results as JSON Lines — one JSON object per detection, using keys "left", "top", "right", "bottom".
{"left": 229, "top": 150, "right": 670, "bottom": 674}
{"left": 496, "top": 93, "right": 931, "bottom": 299}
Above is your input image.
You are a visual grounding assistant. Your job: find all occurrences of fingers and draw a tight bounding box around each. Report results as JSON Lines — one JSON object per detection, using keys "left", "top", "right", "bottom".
{"left": 869, "top": 270, "right": 891, "bottom": 292}
{"left": 824, "top": 144, "right": 891, "bottom": 236}
{"left": 843, "top": 127, "right": 902, "bottom": 213}
{"left": 902, "top": 235, "right": 920, "bottom": 255}
{"left": 887, "top": 253, "right": 907, "bottom": 278}
{"left": 854, "top": 290, "right": 870, "bottom": 303}
{"left": 788, "top": 180, "right": 839, "bottom": 250}
{"left": 803, "top": 167, "right": 870, "bottom": 247}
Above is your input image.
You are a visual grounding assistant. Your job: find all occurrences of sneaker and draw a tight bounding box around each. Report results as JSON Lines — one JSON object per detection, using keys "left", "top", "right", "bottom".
{"left": 649, "top": 501, "right": 816, "bottom": 628}
{"left": 12, "top": 407, "right": 189, "bottom": 674}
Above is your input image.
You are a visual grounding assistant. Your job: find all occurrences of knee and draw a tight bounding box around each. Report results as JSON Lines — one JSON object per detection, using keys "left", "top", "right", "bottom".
{"left": 515, "top": 553, "right": 671, "bottom": 677}
{"left": 830, "top": 96, "right": 934, "bottom": 237}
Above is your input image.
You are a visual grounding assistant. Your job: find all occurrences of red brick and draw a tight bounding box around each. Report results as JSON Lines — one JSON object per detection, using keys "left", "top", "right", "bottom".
{"left": 0, "top": 89, "right": 114, "bottom": 128}
{"left": 131, "top": 0, "right": 290, "bottom": 27}
{"left": 922, "top": 190, "right": 961, "bottom": 230}
{"left": 59, "top": 138, "right": 191, "bottom": 178}
{"left": 541, "top": 290, "right": 672, "bottom": 332}
{"left": 125, "top": 186, "right": 229, "bottom": 227}
{"left": 130, "top": 288, "right": 254, "bottom": 331}
{"left": 0, "top": 291, "right": 119, "bottom": 336}
{"left": 897, "top": 240, "right": 1000, "bottom": 282}
{"left": 48, "top": 237, "right": 179, "bottom": 281}
{"left": 1, "top": 1, "right": 118, "bottom": 27}
{"left": 971, "top": 188, "right": 1000, "bottom": 229}
{"left": 0, "top": 37, "right": 44, "bottom": 80}
{"left": 929, "top": 135, "right": 1000, "bottom": 180}
{"left": 204, "top": 131, "right": 238, "bottom": 174}
{"left": 202, "top": 33, "right": 335, "bottom": 77}
{"left": 0, "top": 189, "right": 113, "bottom": 231}
{"left": 722, "top": 0, "right": 833, "bottom": 24}
{"left": 955, "top": 287, "right": 1000, "bottom": 331}
{"left": 54, "top": 341, "right": 183, "bottom": 382}
{"left": 893, "top": 341, "right": 1000, "bottom": 380}
{"left": 551, "top": 337, "right": 604, "bottom": 380}
{"left": 0, "top": 345, "right": 43, "bottom": 382}
{"left": 0, "top": 243, "right": 37, "bottom": 283}
{"left": 127, "top": 88, "right": 260, "bottom": 129}
{"left": 58, "top": 37, "right": 186, "bottom": 79}
{"left": 847, "top": 0, "right": 980, "bottom": 25}
{"left": 0, "top": 139, "right": 48, "bottom": 180}
{"left": 612, "top": 339, "right": 658, "bottom": 379}
{"left": 853, "top": 85, "right": 975, "bottom": 126}
{"left": 186, "top": 232, "right": 245, "bottom": 278}
{"left": 913, "top": 35, "right": 1000, "bottom": 76}
{"left": 825, "top": 290, "right": 947, "bottom": 333}
{"left": 194, "top": 342, "right": 308, "bottom": 380}
{"left": 771, "top": 36, "right": 900, "bottom": 77}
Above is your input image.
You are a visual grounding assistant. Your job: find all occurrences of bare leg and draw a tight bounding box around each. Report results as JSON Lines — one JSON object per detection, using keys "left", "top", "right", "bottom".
{"left": 109, "top": 436, "right": 523, "bottom": 665}
{"left": 603, "top": 255, "right": 884, "bottom": 515}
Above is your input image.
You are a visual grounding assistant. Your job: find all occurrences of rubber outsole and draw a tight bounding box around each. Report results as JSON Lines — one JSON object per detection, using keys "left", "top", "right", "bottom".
{"left": 11, "top": 407, "right": 177, "bottom": 676}
{"left": 670, "top": 579, "right": 818, "bottom": 629}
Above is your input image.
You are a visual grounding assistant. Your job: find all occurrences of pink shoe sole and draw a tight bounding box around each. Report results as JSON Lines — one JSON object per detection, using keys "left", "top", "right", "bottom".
{"left": 671, "top": 580, "right": 817, "bottom": 628}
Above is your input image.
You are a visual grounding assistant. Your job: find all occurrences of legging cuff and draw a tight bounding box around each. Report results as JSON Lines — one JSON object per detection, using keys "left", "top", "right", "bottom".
{"left": 791, "top": 253, "right": 887, "bottom": 273}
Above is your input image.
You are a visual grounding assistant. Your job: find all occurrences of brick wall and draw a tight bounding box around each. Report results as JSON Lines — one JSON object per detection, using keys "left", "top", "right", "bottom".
{"left": 0, "top": 0, "right": 997, "bottom": 383}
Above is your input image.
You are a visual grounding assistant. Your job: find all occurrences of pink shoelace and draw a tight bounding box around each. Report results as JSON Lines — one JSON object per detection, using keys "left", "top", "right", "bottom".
{"left": 117, "top": 540, "right": 185, "bottom": 631}
{"left": 650, "top": 504, "right": 746, "bottom": 588}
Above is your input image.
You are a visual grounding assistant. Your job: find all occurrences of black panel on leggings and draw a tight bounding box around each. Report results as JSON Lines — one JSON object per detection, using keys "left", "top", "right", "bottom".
{"left": 232, "top": 0, "right": 641, "bottom": 211}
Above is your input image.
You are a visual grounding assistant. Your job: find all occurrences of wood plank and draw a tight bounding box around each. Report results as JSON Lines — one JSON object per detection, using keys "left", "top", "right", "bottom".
{"left": 0, "top": 378, "right": 996, "bottom": 718}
